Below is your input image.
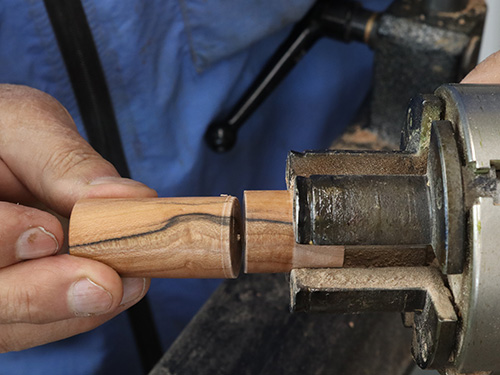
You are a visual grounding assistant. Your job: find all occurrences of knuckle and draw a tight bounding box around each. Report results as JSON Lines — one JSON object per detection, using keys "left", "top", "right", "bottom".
{"left": 0, "top": 85, "right": 68, "bottom": 121}
{"left": 41, "top": 145, "right": 103, "bottom": 180}
{"left": 0, "top": 284, "right": 39, "bottom": 324}
{"left": 14, "top": 86, "right": 65, "bottom": 113}
{"left": 0, "top": 85, "right": 78, "bottom": 147}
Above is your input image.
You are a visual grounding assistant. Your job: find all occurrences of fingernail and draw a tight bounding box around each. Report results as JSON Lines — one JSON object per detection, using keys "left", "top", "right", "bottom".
{"left": 120, "top": 278, "right": 146, "bottom": 306}
{"left": 89, "top": 177, "right": 146, "bottom": 187}
{"left": 16, "top": 227, "right": 59, "bottom": 260}
{"left": 68, "top": 278, "right": 113, "bottom": 316}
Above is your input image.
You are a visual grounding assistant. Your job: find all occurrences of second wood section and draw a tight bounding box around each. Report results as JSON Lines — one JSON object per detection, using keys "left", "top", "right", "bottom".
{"left": 244, "top": 190, "right": 344, "bottom": 273}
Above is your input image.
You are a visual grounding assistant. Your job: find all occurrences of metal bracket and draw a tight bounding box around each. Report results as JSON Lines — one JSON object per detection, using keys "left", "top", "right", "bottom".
{"left": 290, "top": 267, "right": 457, "bottom": 369}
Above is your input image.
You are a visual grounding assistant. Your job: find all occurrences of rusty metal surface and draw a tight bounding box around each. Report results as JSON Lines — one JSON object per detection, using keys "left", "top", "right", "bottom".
{"left": 295, "top": 174, "right": 431, "bottom": 246}
{"left": 290, "top": 104, "right": 468, "bottom": 274}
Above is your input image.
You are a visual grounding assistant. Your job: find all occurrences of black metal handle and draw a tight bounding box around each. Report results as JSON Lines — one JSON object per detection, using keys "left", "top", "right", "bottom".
{"left": 205, "top": 0, "right": 378, "bottom": 152}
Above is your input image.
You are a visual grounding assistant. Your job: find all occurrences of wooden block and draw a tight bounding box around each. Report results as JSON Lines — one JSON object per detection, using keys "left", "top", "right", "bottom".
{"left": 244, "top": 190, "right": 344, "bottom": 273}
{"left": 69, "top": 196, "right": 242, "bottom": 278}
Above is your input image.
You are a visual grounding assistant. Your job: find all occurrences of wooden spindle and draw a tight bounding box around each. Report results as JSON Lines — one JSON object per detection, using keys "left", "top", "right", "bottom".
{"left": 69, "top": 196, "right": 242, "bottom": 278}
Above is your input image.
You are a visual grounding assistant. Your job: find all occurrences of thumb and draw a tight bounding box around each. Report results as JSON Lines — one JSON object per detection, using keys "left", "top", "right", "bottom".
{"left": 0, "top": 85, "right": 156, "bottom": 216}
{"left": 461, "top": 50, "right": 500, "bottom": 84}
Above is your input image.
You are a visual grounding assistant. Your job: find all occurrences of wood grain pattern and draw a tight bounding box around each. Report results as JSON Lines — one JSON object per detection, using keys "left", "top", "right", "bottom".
{"left": 244, "top": 190, "right": 344, "bottom": 273}
{"left": 69, "top": 196, "right": 242, "bottom": 278}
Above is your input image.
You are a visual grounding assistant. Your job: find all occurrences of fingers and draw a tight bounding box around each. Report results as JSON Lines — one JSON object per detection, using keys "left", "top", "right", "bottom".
{"left": 0, "top": 85, "right": 156, "bottom": 217}
{"left": 462, "top": 50, "right": 500, "bottom": 84}
{"left": 0, "top": 278, "right": 149, "bottom": 353}
{"left": 0, "top": 202, "right": 63, "bottom": 268}
{"left": 0, "top": 255, "right": 148, "bottom": 325}
{"left": 0, "top": 312, "right": 120, "bottom": 353}
{"left": 0, "top": 159, "right": 36, "bottom": 205}
{"left": 0, "top": 312, "right": 122, "bottom": 353}
{"left": 0, "top": 85, "right": 155, "bottom": 353}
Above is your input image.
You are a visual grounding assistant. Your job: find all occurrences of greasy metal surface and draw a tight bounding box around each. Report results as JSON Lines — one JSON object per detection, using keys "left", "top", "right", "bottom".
{"left": 450, "top": 198, "right": 500, "bottom": 372}
{"left": 151, "top": 274, "right": 414, "bottom": 375}
{"left": 401, "top": 94, "right": 444, "bottom": 154}
{"left": 412, "top": 288, "right": 457, "bottom": 369}
{"left": 295, "top": 174, "right": 431, "bottom": 246}
{"left": 461, "top": 166, "right": 497, "bottom": 208}
{"left": 436, "top": 84, "right": 500, "bottom": 172}
{"left": 290, "top": 86, "right": 488, "bottom": 277}
{"left": 427, "top": 121, "right": 465, "bottom": 274}
{"left": 290, "top": 267, "right": 457, "bottom": 369}
{"left": 369, "top": 0, "right": 485, "bottom": 145}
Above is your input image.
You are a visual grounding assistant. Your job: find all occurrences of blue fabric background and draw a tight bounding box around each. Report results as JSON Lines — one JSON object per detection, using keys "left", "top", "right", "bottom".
{"left": 0, "top": 0, "right": 389, "bottom": 373}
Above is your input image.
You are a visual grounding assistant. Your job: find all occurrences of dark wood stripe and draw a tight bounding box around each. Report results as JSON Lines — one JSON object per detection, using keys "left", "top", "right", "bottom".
{"left": 246, "top": 218, "right": 292, "bottom": 226}
{"left": 70, "top": 213, "right": 232, "bottom": 249}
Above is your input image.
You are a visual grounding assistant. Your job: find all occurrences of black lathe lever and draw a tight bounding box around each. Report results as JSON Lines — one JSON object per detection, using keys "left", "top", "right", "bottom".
{"left": 204, "top": 0, "right": 378, "bottom": 152}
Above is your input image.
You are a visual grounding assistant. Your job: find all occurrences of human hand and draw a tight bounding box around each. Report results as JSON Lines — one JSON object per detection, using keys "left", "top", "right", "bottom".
{"left": 0, "top": 84, "right": 157, "bottom": 352}
{"left": 462, "top": 50, "right": 500, "bottom": 83}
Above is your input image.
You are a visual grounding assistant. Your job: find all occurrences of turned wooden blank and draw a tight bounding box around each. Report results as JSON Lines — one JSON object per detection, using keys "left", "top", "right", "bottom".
{"left": 244, "top": 190, "right": 344, "bottom": 273}
{"left": 69, "top": 196, "right": 242, "bottom": 278}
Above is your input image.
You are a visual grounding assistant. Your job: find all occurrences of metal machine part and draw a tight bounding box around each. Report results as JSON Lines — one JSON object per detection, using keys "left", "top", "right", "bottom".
{"left": 205, "top": 0, "right": 486, "bottom": 152}
{"left": 287, "top": 84, "right": 500, "bottom": 374}
{"left": 370, "top": 0, "right": 485, "bottom": 144}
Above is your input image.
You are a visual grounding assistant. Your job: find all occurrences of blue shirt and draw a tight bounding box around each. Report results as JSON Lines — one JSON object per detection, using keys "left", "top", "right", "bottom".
{"left": 0, "top": 0, "right": 388, "bottom": 373}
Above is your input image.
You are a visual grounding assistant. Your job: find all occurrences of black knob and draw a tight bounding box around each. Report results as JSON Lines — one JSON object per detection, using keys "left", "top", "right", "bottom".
{"left": 204, "top": 122, "right": 238, "bottom": 153}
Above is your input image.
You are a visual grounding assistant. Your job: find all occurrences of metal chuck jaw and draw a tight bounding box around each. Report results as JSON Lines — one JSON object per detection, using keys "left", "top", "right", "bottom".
{"left": 287, "top": 84, "right": 500, "bottom": 374}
